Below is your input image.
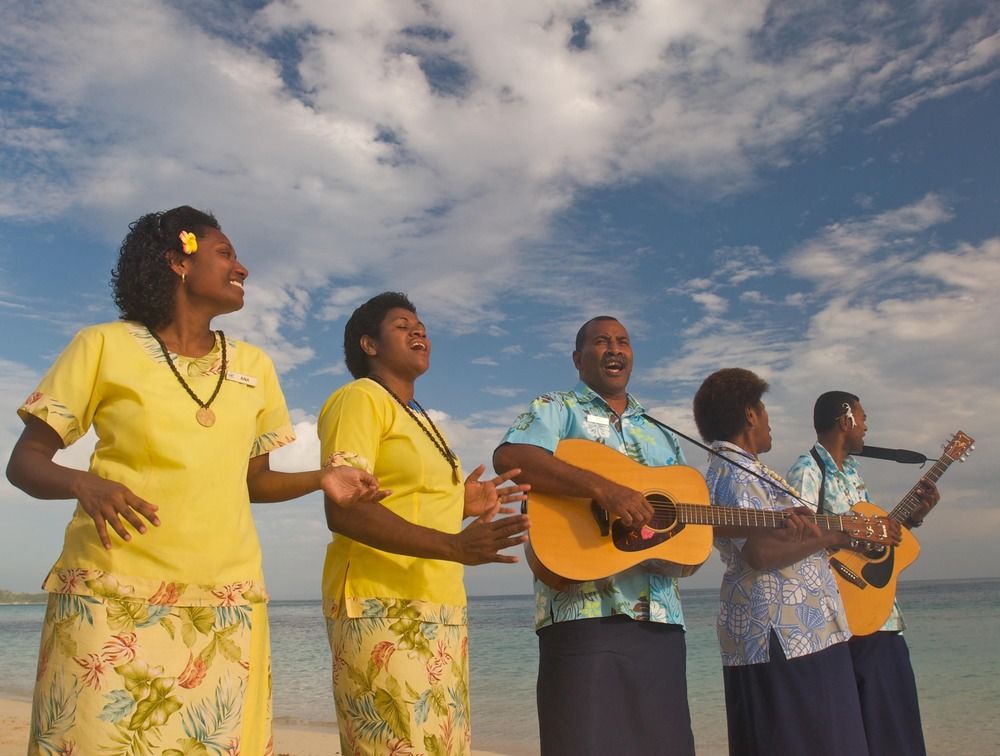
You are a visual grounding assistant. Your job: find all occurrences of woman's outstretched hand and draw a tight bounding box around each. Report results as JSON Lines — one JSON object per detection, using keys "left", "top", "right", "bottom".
{"left": 321, "top": 465, "right": 390, "bottom": 508}
{"left": 6, "top": 416, "right": 160, "bottom": 550}
{"left": 453, "top": 512, "right": 530, "bottom": 565}
{"left": 74, "top": 474, "right": 160, "bottom": 550}
{"left": 463, "top": 464, "right": 530, "bottom": 519}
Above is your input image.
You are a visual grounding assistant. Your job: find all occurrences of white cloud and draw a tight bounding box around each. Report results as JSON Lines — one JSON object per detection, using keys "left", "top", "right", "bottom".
{"left": 713, "top": 246, "right": 776, "bottom": 286}
{"left": 316, "top": 285, "right": 376, "bottom": 323}
{"left": 481, "top": 386, "right": 523, "bottom": 398}
{"left": 651, "top": 194, "right": 999, "bottom": 551}
{"left": 221, "top": 283, "right": 316, "bottom": 374}
{"left": 270, "top": 417, "right": 322, "bottom": 472}
{"left": 916, "top": 237, "right": 1000, "bottom": 293}
{"left": 2, "top": 1, "right": 995, "bottom": 343}
{"left": 690, "top": 292, "right": 729, "bottom": 316}
{"left": 310, "top": 363, "right": 347, "bottom": 378}
{"left": 787, "top": 193, "right": 953, "bottom": 294}
{"left": 645, "top": 324, "right": 792, "bottom": 385}
{"left": 739, "top": 290, "right": 770, "bottom": 304}
{"left": 2, "top": 1, "right": 998, "bottom": 596}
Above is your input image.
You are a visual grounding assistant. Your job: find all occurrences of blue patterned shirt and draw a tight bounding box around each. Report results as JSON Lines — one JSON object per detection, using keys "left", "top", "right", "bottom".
{"left": 787, "top": 443, "right": 905, "bottom": 631}
{"left": 498, "top": 382, "right": 686, "bottom": 631}
{"left": 708, "top": 442, "right": 851, "bottom": 666}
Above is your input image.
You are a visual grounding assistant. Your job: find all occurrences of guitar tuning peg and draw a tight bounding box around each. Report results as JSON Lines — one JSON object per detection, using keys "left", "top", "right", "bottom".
{"left": 970, "top": 444, "right": 976, "bottom": 451}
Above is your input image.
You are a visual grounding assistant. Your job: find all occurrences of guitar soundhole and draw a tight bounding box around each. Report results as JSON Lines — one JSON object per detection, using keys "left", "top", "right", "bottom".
{"left": 610, "top": 493, "right": 683, "bottom": 552}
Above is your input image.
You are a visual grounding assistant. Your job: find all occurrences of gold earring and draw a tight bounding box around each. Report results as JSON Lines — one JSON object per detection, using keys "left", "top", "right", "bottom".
{"left": 181, "top": 273, "right": 186, "bottom": 284}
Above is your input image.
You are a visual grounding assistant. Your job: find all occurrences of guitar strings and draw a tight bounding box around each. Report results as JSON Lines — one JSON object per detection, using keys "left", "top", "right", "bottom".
{"left": 634, "top": 501, "right": 881, "bottom": 536}
{"left": 641, "top": 412, "right": 819, "bottom": 507}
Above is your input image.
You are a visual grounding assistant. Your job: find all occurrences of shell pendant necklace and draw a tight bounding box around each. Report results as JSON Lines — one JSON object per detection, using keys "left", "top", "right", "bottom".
{"left": 150, "top": 328, "right": 228, "bottom": 428}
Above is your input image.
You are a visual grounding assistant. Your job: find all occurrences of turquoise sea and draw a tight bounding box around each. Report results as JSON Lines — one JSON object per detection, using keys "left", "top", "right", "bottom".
{"left": 2, "top": 578, "right": 998, "bottom": 755}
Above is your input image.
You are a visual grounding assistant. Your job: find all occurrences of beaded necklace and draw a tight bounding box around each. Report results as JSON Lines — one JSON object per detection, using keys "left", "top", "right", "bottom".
{"left": 759, "top": 464, "right": 802, "bottom": 500}
{"left": 368, "top": 374, "right": 460, "bottom": 482}
{"left": 150, "top": 328, "right": 227, "bottom": 428}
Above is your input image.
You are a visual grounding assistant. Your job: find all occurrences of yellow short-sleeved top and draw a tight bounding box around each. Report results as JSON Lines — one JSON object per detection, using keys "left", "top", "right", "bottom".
{"left": 318, "top": 378, "right": 467, "bottom": 623}
{"left": 18, "top": 321, "right": 294, "bottom": 606}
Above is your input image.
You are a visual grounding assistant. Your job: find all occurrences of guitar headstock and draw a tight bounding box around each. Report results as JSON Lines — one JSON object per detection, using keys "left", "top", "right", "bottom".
{"left": 943, "top": 431, "right": 975, "bottom": 462}
{"left": 844, "top": 514, "right": 895, "bottom": 546}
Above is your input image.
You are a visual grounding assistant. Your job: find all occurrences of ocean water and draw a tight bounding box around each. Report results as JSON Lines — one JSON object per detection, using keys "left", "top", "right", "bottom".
{"left": 2, "top": 578, "right": 998, "bottom": 755}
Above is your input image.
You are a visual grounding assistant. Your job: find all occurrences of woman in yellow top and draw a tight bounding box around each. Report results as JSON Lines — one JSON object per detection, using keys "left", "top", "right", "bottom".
{"left": 6, "top": 206, "right": 385, "bottom": 755}
{"left": 319, "top": 292, "right": 530, "bottom": 755}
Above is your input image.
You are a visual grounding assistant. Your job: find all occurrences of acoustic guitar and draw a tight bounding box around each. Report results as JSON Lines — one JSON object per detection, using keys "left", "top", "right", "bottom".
{"left": 830, "top": 430, "right": 974, "bottom": 635}
{"left": 526, "top": 439, "right": 895, "bottom": 590}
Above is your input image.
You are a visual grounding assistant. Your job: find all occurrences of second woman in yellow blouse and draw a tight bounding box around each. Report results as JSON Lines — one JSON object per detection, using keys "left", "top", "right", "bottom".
{"left": 318, "top": 291, "right": 530, "bottom": 755}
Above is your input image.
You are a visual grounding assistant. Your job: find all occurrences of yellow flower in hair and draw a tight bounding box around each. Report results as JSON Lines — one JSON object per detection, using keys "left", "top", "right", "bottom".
{"left": 178, "top": 230, "right": 198, "bottom": 255}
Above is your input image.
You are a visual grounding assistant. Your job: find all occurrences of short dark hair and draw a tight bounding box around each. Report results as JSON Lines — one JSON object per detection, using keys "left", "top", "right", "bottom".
{"left": 111, "top": 206, "right": 220, "bottom": 329}
{"left": 814, "top": 391, "right": 860, "bottom": 433}
{"left": 343, "top": 291, "right": 417, "bottom": 378}
{"left": 575, "top": 316, "right": 621, "bottom": 351}
{"left": 693, "top": 368, "right": 770, "bottom": 443}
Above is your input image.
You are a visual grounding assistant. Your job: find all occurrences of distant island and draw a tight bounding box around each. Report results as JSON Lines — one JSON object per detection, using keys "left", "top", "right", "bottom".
{"left": 0, "top": 589, "right": 47, "bottom": 605}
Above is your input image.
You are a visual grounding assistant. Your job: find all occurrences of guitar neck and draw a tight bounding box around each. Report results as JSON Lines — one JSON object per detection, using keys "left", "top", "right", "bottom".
{"left": 673, "top": 503, "right": 857, "bottom": 533}
{"left": 888, "top": 453, "right": 955, "bottom": 523}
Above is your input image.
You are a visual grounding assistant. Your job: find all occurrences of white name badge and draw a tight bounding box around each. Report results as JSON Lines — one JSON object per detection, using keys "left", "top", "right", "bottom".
{"left": 226, "top": 371, "right": 258, "bottom": 387}
{"left": 585, "top": 413, "right": 611, "bottom": 439}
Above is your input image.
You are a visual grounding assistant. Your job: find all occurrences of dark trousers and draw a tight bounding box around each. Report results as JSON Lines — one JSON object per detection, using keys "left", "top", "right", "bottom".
{"left": 537, "top": 615, "right": 695, "bottom": 756}
{"left": 850, "top": 631, "right": 926, "bottom": 756}
{"left": 723, "top": 632, "right": 869, "bottom": 756}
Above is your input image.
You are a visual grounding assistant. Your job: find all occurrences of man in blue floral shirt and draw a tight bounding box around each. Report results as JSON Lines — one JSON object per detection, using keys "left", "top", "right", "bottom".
{"left": 786, "top": 391, "right": 937, "bottom": 756}
{"left": 494, "top": 316, "right": 695, "bottom": 756}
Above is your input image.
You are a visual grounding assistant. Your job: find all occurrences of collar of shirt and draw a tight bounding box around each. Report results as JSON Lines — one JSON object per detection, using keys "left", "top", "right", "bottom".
{"left": 709, "top": 441, "right": 771, "bottom": 486}
{"left": 710, "top": 439, "right": 757, "bottom": 463}
{"left": 573, "top": 381, "right": 646, "bottom": 418}
{"left": 812, "top": 441, "right": 862, "bottom": 477}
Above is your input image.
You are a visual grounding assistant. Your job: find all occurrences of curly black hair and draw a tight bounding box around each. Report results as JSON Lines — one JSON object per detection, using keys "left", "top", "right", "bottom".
{"left": 111, "top": 206, "right": 220, "bottom": 329}
{"left": 343, "top": 291, "right": 417, "bottom": 378}
{"left": 692, "top": 367, "right": 770, "bottom": 443}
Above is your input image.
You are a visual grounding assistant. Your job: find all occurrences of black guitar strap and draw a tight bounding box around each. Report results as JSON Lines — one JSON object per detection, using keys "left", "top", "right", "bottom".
{"left": 809, "top": 448, "right": 828, "bottom": 515}
{"left": 641, "top": 413, "right": 814, "bottom": 507}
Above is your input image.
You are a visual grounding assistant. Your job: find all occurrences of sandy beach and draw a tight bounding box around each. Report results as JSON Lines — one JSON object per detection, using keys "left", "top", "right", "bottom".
{"left": 0, "top": 696, "right": 507, "bottom": 756}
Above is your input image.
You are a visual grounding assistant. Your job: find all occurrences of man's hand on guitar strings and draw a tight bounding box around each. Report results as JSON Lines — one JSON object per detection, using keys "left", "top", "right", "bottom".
{"left": 595, "top": 480, "right": 654, "bottom": 529}
{"left": 779, "top": 507, "right": 824, "bottom": 543}
{"left": 908, "top": 480, "right": 940, "bottom": 527}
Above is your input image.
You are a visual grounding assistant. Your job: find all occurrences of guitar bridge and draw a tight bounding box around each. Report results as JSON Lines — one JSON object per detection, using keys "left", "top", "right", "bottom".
{"left": 830, "top": 557, "right": 867, "bottom": 589}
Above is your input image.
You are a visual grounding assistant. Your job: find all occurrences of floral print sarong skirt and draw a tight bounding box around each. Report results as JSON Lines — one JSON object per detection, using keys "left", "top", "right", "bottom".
{"left": 29, "top": 592, "right": 272, "bottom": 755}
{"left": 327, "top": 614, "right": 471, "bottom": 756}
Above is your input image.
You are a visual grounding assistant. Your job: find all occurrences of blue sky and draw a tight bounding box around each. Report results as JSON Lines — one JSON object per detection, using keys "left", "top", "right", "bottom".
{"left": 2, "top": 0, "right": 998, "bottom": 598}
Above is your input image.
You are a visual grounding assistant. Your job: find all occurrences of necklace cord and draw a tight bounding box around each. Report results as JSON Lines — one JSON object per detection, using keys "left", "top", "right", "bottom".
{"left": 641, "top": 413, "right": 814, "bottom": 506}
{"left": 368, "top": 375, "right": 459, "bottom": 475}
{"left": 150, "top": 329, "right": 228, "bottom": 410}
